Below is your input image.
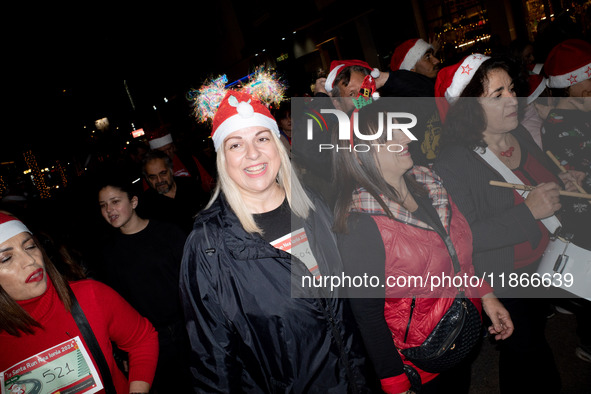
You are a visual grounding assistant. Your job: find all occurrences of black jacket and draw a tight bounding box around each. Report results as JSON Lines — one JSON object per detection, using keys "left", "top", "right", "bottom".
{"left": 180, "top": 193, "right": 370, "bottom": 393}
{"left": 433, "top": 126, "right": 562, "bottom": 292}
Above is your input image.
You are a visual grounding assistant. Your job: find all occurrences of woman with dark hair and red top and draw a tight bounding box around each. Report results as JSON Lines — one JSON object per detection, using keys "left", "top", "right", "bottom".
{"left": 0, "top": 212, "right": 158, "bottom": 394}
{"left": 332, "top": 99, "right": 513, "bottom": 394}
{"left": 433, "top": 55, "right": 585, "bottom": 393}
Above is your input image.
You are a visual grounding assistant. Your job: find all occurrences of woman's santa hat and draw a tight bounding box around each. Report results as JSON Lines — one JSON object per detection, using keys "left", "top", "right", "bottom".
{"left": 434, "top": 54, "right": 490, "bottom": 121}
{"left": 211, "top": 90, "right": 280, "bottom": 151}
{"left": 544, "top": 39, "right": 591, "bottom": 88}
{"left": 390, "top": 38, "right": 433, "bottom": 71}
{"left": 0, "top": 213, "right": 31, "bottom": 244}
{"left": 324, "top": 60, "right": 380, "bottom": 93}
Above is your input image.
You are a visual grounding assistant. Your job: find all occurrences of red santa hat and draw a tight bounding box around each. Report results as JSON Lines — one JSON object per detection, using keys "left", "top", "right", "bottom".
{"left": 434, "top": 54, "right": 490, "bottom": 122}
{"left": 0, "top": 213, "right": 31, "bottom": 245}
{"left": 527, "top": 73, "right": 547, "bottom": 104}
{"left": 527, "top": 63, "right": 544, "bottom": 75}
{"left": 147, "top": 126, "right": 174, "bottom": 150}
{"left": 324, "top": 59, "right": 380, "bottom": 93}
{"left": 211, "top": 90, "right": 280, "bottom": 151}
{"left": 390, "top": 38, "right": 433, "bottom": 71}
{"left": 545, "top": 39, "right": 591, "bottom": 88}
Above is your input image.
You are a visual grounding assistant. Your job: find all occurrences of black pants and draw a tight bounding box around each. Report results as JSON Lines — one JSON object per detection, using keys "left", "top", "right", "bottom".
{"left": 496, "top": 297, "right": 561, "bottom": 394}
{"left": 151, "top": 320, "right": 193, "bottom": 394}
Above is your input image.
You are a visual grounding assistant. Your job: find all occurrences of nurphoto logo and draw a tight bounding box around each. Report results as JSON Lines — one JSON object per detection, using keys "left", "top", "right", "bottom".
{"left": 305, "top": 108, "right": 418, "bottom": 152}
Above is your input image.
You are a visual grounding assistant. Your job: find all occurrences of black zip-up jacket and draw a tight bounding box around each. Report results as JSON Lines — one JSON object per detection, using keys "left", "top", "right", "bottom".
{"left": 180, "top": 192, "right": 371, "bottom": 393}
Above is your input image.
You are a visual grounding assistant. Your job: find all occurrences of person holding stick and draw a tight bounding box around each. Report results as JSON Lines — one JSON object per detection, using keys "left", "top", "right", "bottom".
{"left": 432, "top": 55, "right": 585, "bottom": 393}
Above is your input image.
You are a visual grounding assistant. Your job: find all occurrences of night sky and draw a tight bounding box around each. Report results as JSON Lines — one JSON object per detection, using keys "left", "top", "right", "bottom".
{"left": 6, "top": 5, "right": 225, "bottom": 162}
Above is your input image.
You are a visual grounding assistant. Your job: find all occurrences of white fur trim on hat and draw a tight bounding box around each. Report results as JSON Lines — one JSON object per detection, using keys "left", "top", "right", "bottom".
{"left": 528, "top": 77, "right": 548, "bottom": 104}
{"left": 0, "top": 220, "right": 31, "bottom": 244}
{"left": 325, "top": 64, "right": 345, "bottom": 93}
{"left": 530, "top": 63, "right": 543, "bottom": 75}
{"left": 212, "top": 113, "right": 280, "bottom": 151}
{"left": 445, "top": 54, "right": 490, "bottom": 104}
{"left": 148, "top": 134, "right": 174, "bottom": 149}
{"left": 399, "top": 39, "right": 433, "bottom": 71}
{"left": 546, "top": 62, "right": 591, "bottom": 88}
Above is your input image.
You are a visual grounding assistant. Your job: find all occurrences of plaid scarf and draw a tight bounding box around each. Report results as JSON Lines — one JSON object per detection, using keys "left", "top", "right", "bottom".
{"left": 349, "top": 166, "right": 451, "bottom": 232}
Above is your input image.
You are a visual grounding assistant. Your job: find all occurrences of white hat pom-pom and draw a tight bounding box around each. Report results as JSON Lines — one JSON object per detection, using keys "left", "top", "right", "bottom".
{"left": 237, "top": 101, "right": 255, "bottom": 118}
{"left": 371, "top": 68, "right": 380, "bottom": 78}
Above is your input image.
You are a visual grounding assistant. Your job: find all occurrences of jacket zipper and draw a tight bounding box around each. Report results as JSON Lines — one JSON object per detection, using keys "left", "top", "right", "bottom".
{"left": 404, "top": 296, "right": 416, "bottom": 343}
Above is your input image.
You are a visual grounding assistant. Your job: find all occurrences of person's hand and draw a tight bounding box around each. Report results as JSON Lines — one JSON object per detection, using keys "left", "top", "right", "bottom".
{"left": 482, "top": 293, "right": 514, "bottom": 340}
{"left": 429, "top": 36, "right": 442, "bottom": 53}
{"left": 524, "top": 182, "right": 561, "bottom": 219}
{"left": 558, "top": 170, "right": 586, "bottom": 192}
{"left": 314, "top": 77, "right": 328, "bottom": 95}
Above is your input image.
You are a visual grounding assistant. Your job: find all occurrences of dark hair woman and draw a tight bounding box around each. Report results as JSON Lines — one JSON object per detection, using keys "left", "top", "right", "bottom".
{"left": 433, "top": 55, "right": 584, "bottom": 392}
{"left": 0, "top": 212, "right": 158, "bottom": 393}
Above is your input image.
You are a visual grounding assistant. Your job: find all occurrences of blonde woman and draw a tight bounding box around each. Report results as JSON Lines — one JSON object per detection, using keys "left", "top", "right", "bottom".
{"left": 180, "top": 89, "right": 370, "bottom": 392}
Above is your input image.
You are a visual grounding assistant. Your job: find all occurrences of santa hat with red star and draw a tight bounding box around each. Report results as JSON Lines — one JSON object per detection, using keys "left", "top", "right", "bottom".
{"left": 545, "top": 39, "right": 591, "bottom": 88}
{"left": 390, "top": 38, "right": 433, "bottom": 71}
{"left": 434, "top": 54, "right": 490, "bottom": 121}
{"left": 324, "top": 60, "right": 380, "bottom": 93}
{"left": 211, "top": 90, "right": 280, "bottom": 151}
{"left": 0, "top": 213, "right": 31, "bottom": 244}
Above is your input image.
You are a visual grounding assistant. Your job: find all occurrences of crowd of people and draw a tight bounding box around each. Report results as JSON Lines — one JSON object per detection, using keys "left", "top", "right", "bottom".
{"left": 1, "top": 16, "right": 590, "bottom": 394}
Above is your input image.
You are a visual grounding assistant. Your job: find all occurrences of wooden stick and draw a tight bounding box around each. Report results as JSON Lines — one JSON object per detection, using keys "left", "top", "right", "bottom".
{"left": 489, "top": 180, "right": 591, "bottom": 200}
{"left": 546, "top": 150, "right": 591, "bottom": 203}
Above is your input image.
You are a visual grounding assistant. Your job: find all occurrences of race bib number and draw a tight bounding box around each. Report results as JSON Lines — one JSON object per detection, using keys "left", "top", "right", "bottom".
{"left": 1, "top": 337, "right": 103, "bottom": 394}
{"left": 272, "top": 228, "right": 321, "bottom": 278}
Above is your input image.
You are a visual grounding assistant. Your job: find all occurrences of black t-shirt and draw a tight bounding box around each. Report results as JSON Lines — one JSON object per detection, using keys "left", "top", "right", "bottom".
{"left": 253, "top": 198, "right": 304, "bottom": 244}
{"left": 100, "top": 220, "right": 187, "bottom": 329}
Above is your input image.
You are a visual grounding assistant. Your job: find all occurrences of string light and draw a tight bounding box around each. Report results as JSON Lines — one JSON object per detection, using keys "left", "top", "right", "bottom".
{"left": 57, "top": 160, "right": 68, "bottom": 187}
{"left": 23, "top": 150, "right": 51, "bottom": 199}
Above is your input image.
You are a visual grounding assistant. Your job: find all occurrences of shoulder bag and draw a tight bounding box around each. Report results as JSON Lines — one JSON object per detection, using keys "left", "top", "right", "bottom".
{"left": 400, "top": 197, "right": 482, "bottom": 373}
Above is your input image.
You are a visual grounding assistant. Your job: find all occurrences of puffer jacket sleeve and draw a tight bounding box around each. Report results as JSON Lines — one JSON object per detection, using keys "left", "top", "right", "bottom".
{"left": 180, "top": 224, "right": 240, "bottom": 393}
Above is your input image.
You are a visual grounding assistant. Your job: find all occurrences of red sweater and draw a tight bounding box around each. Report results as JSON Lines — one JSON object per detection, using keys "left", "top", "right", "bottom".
{"left": 0, "top": 278, "right": 158, "bottom": 393}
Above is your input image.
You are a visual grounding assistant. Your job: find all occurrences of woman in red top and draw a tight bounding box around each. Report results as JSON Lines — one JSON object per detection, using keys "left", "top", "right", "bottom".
{"left": 0, "top": 212, "right": 158, "bottom": 394}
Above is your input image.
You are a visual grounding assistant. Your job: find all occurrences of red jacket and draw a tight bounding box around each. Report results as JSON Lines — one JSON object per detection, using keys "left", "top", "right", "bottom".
{"left": 349, "top": 167, "right": 488, "bottom": 392}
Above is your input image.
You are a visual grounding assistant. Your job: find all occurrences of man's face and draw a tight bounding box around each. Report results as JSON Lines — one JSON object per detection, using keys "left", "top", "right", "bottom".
{"left": 413, "top": 49, "right": 440, "bottom": 78}
{"left": 333, "top": 71, "right": 367, "bottom": 113}
{"left": 145, "top": 158, "right": 175, "bottom": 195}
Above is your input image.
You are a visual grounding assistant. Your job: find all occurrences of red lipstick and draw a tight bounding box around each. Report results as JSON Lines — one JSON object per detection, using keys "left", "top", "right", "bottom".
{"left": 26, "top": 268, "right": 44, "bottom": 283}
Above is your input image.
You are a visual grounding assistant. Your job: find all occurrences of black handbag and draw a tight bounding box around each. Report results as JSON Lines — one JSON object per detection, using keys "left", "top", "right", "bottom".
{"left": 400, "top": 197, "right": 482, "bottom": 373}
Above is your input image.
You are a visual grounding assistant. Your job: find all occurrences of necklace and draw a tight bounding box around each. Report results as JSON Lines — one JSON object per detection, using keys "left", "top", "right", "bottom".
{"left": 500, "top": 146, "right": 515, "bottom": 157}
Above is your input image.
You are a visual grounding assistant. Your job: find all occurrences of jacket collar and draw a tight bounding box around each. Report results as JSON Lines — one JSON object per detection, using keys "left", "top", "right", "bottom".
{"left": 349, "top": 166, "right": 451, "bottom": 232}
{"left": 195, "top": 193, "right": 287, "bottom": 261}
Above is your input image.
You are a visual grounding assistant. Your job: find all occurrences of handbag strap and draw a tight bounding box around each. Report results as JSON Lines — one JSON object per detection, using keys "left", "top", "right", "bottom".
{"left": 475, "top": 147, "right": 561, "bottom": 234}
{"left": 70, "top": 291, "right": 117, "bottom": 394}
{"left": 414, "top": 195, "right": 462, "bottom": 275}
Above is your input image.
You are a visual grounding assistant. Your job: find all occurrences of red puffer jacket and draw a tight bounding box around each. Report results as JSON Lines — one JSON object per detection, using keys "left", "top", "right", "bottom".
{"left": 374, "top": 199, "right": 482, "bottom": 352}
{"left": 349, "top": 167, "right": 487, "bottom": 387}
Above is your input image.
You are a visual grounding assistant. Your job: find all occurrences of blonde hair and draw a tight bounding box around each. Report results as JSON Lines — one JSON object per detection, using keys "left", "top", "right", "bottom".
{"left": 205, "top": 131, "right": 314, "bottom": 234}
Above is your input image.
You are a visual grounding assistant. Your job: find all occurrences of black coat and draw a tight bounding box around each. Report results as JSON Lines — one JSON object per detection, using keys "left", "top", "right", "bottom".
{"left": 179, "top": 192, "right": 370, "bottom": 393}
{"left": 433, "top": 126, "right": 562, "bottom": 292}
